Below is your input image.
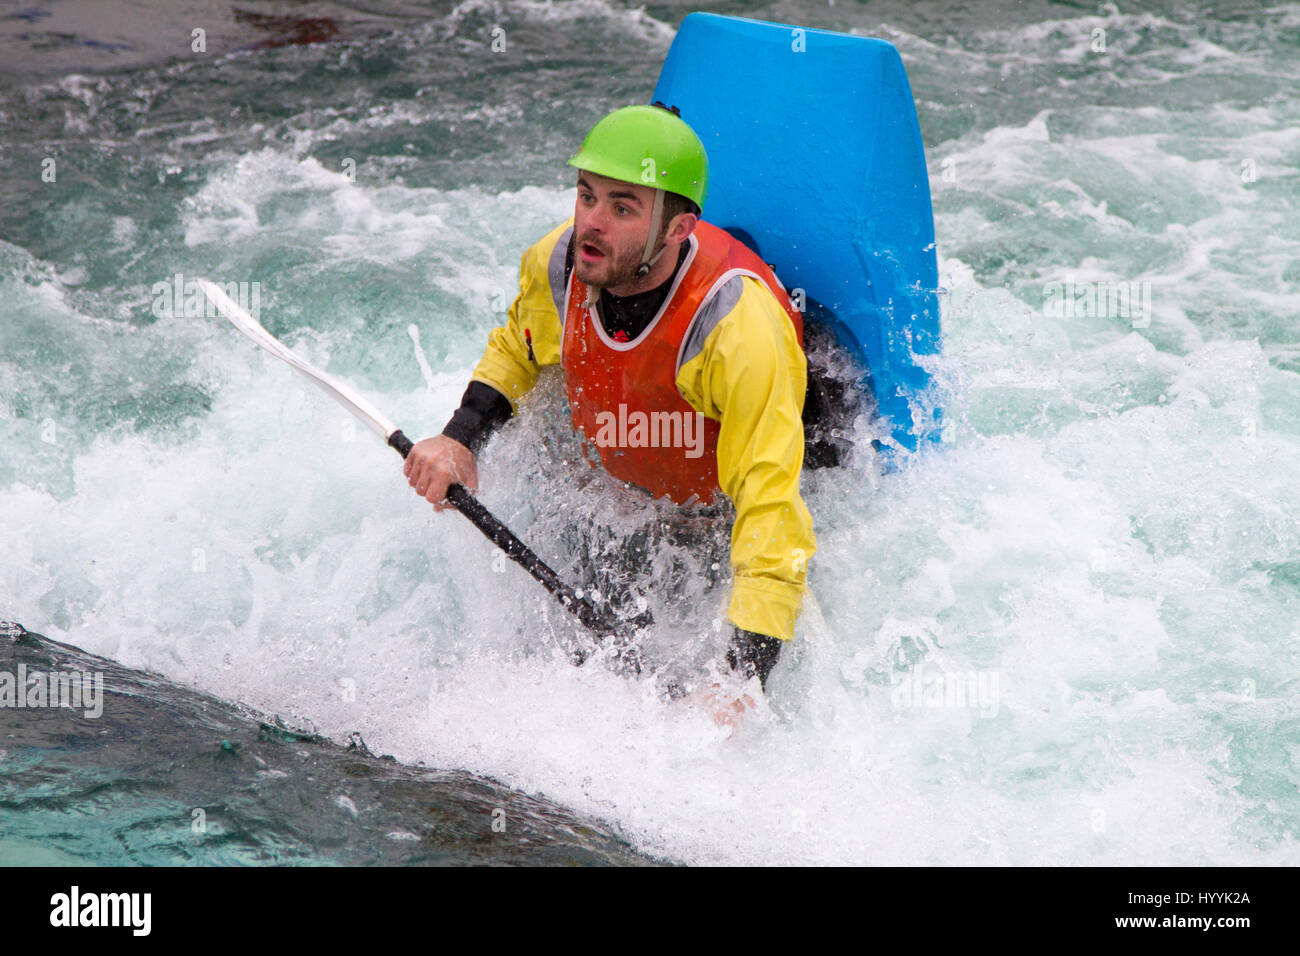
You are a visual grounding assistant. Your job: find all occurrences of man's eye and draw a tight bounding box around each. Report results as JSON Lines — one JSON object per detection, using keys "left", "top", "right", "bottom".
{"left": 615, "top": 205, "right": 630, "bottom": 216}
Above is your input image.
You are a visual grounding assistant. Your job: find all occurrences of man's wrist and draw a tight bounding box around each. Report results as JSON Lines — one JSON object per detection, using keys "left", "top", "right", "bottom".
{"left": 726, "top": 627, "right": 783, "bottom": 691}
{"left": 441, "top": 381, "right": 513, "bottom": 455}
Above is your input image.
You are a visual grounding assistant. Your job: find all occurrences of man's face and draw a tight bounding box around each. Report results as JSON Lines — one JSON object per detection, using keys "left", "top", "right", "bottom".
{"left": 572, "top": 171, "right": 660, "bottom": 290}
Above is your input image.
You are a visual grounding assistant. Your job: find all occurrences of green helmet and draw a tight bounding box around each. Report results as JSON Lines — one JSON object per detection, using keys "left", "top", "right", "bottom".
{"left": 568, "top": 103, "right": 709, "bottom": 210}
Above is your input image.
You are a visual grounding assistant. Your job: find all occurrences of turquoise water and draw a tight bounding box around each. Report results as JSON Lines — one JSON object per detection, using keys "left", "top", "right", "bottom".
{"left": 2, "top": 0, "right": 1299, "bottom": 865}
{"left": 0, "top": 624, "right": 654, "bottom": 864}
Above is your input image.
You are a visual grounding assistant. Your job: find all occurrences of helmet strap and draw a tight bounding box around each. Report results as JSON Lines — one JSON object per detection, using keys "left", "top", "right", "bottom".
{"left": 635, "top": 189, "right": 668, "bottom": 279}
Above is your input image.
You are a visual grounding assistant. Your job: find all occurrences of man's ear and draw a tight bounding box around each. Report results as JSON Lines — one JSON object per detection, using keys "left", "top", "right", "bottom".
{"left": 665, "top": 212, "right": 698, "bottom": 245}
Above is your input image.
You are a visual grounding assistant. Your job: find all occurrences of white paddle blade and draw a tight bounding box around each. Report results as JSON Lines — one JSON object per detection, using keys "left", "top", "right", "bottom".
{"left": 196, "top": 278, "right": 397, "bottom": 441}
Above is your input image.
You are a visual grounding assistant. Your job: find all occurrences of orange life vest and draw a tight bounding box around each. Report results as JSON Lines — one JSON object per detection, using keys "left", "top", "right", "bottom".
{"left": 561, "top": 221, "right": 803, "bottom": 505}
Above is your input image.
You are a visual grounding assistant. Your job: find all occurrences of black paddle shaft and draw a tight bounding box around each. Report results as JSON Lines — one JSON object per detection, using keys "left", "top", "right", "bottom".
{"left": 386, "top": 429, "right": 639, "bottom": 644}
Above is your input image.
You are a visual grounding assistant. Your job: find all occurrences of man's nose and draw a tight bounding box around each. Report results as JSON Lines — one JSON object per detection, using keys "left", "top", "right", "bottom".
{"left": 583, "top": 201, "right": 611, "bottom": 232}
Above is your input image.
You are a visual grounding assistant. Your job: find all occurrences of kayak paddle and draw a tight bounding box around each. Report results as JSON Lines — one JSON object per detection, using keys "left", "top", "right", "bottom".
{"left": 195, "top": 278, "right": 646, "bottom": 667}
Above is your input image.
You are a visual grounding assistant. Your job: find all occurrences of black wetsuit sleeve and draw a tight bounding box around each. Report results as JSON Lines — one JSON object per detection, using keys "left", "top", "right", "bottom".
{"left": 726, "top": 628, "right": 783, "bottom": 691}
{"left": 441, "top": 380, "right": 514, "bottom": 455}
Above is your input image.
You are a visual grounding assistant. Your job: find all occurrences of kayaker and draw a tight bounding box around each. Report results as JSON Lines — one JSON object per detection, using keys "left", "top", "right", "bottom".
{"left": 403, "top": 103, "right": 816, "bottom": 711}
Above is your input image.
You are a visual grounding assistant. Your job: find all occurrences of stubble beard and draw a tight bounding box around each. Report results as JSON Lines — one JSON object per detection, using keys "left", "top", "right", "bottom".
{"left": 574, "top": 230, "right": 663, "bottom": 292}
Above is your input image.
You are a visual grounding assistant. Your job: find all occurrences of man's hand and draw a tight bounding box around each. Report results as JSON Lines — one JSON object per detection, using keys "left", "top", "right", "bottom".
{"left": 685, "top": 628, "right": 782, "bottom": 729}
{"left": 699, "top": 681, "right": 757, "bottom": 728}
{"left": 403, "top": 434, "right": 478, "bottom": 512}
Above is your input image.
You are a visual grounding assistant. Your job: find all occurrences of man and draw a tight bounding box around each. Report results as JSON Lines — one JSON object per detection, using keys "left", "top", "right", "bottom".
{"left": 403, "top": 103, "right": 816, "bottom": 704}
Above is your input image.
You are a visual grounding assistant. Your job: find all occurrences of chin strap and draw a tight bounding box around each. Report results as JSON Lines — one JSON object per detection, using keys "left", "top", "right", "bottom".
{"left": 635, "top": 188, "right": 668, "bottom": 279}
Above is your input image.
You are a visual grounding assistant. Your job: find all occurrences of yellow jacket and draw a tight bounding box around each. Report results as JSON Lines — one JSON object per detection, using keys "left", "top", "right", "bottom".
{"left": 470, "top": 218, "right": 816, "bottom": 641}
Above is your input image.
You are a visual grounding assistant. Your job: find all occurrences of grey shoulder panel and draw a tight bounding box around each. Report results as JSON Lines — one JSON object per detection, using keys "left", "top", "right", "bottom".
{"left": 548, "top": 226, "right": 573, "bottom": 319}
{"left": 678, "top": 274, "right": 745, "bottom": 373}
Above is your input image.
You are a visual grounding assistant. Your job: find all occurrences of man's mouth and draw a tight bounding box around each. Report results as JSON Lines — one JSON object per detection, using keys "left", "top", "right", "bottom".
{"left": 579, "top": 241, "right": 607, "bottom": 261}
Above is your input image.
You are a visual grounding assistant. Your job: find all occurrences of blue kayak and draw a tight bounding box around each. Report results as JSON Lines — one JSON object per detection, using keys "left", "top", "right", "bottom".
{"left": 652, "top": 13, "right": 942, "bottom": 457}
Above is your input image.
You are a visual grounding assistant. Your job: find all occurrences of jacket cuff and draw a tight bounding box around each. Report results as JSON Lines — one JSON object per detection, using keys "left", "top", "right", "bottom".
{"left": 727, "top": 575, "right": 803, "bottom": 642}
{"left": 441, "top": 381, "right": 513, "bottom": 455}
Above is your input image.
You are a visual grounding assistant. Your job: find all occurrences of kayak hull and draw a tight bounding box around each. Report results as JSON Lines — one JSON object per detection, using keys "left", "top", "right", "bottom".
{"left": 653, "top": 13, "right": 942, "bottom": 455}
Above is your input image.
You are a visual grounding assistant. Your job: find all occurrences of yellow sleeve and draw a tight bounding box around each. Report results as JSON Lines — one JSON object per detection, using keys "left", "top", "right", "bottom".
{"left": 676, "top": 278, "right": 816, "bottom": 641}
{"left": 470, "top": 218, "right": 573, "bottom": 410}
